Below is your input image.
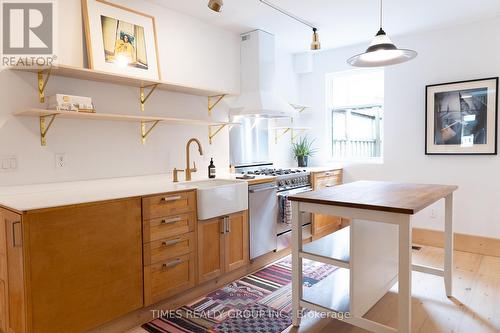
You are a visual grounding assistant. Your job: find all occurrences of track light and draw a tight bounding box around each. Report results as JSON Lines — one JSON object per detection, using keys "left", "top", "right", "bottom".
{"left": 311, "top": 28, "right": 321, "bottom": 50}
{"left": 347, "top": 0, "right": 416, "bottom": 67}
{"left": 208, "top": 0, "right": 223, "bottom": 13}
{"left": 259, "top": 0, "right": 320, "bottom": 51}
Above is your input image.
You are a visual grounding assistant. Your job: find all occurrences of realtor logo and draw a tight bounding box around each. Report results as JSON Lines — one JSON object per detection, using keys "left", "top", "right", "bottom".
{"left": 1, "top": 0, "right": 56, "bottom": 68}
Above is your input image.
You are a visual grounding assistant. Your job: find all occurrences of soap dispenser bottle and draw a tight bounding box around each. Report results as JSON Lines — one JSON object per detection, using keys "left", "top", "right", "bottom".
{"left": 208, "top": 158, "right": 216, "bottom": 179}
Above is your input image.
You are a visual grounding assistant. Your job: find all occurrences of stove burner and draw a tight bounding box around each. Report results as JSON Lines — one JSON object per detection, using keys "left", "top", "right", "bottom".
{"left": 246, "top": 168, "right": 307, "bottom": 177}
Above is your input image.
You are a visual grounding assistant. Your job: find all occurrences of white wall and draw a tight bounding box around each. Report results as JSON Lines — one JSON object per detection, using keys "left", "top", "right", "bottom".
{"left": 291, "top": 17, "right": 500, "bottom": 238}
{"left": 0, "top": 0, "right": 240, "bottom": 186}
{"left": 268, "top": 44, "right": 301, "bottom": 167}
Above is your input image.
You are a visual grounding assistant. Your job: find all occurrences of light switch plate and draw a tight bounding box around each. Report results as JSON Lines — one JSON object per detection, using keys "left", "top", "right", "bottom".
{"left": 0, "top": 155, "right": 17, "bottom": 172}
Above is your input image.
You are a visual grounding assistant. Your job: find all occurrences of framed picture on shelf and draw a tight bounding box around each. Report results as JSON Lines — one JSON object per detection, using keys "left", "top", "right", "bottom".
{"left": 426, "top": 77, "right": 498, "bottom": 155}
{"left": 82, "top": 0, "right": 161, "bottom": 81}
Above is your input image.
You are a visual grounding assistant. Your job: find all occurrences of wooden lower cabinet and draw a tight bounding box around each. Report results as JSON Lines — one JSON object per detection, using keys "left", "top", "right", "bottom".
{"left": 0, "top": 209, "right": 25, "bottom": 333}
{"left": 198, "top": 211, "right": 249, "bottom": 284}
{"left": 197, "top": 217, "right": 225, "bottom": 283}
{"left": 144, "top": 252, "right": 196, "bottom": 304}
{"left": 0, "top": 198, "right": 144, "bottom": 333}
{"left": 225, "top": 212, "right": 249, "bottom": 272}
{"left": 311, "top": 169, "right": 344, "bottom": 239}
{"left": 142, "top": 190, "right": 198, "bottom": 306}
{"left": 0, "top": 189, "right": 251, "bottom": 333}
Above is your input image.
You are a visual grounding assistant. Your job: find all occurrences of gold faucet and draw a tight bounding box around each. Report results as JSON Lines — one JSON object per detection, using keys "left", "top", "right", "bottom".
{"left": 185, "top": 138, "right": 204, "bottom": 181}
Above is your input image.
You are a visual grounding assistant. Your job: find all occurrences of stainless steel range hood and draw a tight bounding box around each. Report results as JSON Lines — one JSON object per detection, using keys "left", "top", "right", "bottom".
{"left": 230, "top": 30, "right": 297, "bottom": 118}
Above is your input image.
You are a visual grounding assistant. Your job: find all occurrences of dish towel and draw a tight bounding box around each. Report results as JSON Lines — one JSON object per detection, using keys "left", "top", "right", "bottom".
{"left": 279, "top": 195, "right": 292, "bottom": 225}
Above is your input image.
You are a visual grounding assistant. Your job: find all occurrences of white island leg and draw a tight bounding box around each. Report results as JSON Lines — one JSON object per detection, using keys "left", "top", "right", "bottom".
{"left": 399, "top": 216, "right": 412, "bottom": 333}
{"left": 444, "top": 193, "right": 454, "bottom": 297}
{"left": 291, "top": 201, "right": 303, "bottom": 327}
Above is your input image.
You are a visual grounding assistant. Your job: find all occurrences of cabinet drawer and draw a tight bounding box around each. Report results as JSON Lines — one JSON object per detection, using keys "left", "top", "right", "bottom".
{"left": 143, "top": 191, "right": 196, "bottom": 220}
{"left": 143, "top": 212, "right": 195, "bottom": 243}
{"left": 314, "top": 170, "right": 342, "bottom": 179}
{"left": 315, "top": 176, "right": 341, "bottom": 190}
{"left": 145, "top": 253, "right": 196, "bottom": 304}
{"left": 144, "top": 232, "right": 195, "bottom": 265}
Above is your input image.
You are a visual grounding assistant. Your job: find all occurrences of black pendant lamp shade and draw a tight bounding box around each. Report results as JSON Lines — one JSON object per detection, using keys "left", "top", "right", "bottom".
{"left": 347, "top": 1, "right": 417, "bottom": 67}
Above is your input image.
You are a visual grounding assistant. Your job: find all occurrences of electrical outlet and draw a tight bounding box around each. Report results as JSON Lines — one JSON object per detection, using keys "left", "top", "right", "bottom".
{"left": 55, "top": 153, "right": 66, "bottom": 169}
{"left": 430, "top": 208, "right": 437, "bottom": 219}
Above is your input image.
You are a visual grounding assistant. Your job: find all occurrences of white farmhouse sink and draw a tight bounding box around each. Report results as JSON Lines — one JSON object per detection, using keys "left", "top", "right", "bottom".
{"left": 177, "top": 179, "right": 248, "bottom": 220}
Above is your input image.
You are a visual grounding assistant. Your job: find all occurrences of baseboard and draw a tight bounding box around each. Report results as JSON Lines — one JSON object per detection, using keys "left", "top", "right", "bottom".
{"left": 413, "top": 228, "right": 500, "bottom": 258}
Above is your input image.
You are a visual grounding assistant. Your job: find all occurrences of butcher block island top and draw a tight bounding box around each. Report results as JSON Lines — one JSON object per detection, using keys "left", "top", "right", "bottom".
{"left": 288, "top": 180, "right": 458, "bottom": 215}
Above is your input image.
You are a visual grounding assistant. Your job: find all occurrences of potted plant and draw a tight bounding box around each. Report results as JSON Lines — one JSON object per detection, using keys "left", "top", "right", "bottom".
{"left": 292, "top": 136, "right": 317, "bottom": 167}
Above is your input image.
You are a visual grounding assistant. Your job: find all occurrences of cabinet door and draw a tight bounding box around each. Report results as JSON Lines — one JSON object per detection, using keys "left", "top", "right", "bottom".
{"left": 198, "top": 218, "right": 225, "bottom": 283}
{"left": 225, "top": 211, "right": 249, "bottom": 273}
{"left": 1, "top": 209, "right": 26, "bottom": 333}
{"left": 24, "top": 198, "right": 143, "bottom": 333}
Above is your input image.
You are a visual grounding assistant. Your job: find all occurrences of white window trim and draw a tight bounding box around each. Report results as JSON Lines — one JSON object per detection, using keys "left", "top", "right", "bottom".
{"left": 325, "top": 69, "right": 385, "bottom": 165}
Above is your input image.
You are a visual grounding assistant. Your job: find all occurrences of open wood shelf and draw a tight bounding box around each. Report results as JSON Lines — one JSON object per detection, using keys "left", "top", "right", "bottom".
{"left": 11, "top": 64, "right": 233, "bottom": 97}
{"left": 301, "top": 226, "right": 350, "bottom": 269}
{"left": 15, "top": 109, "right": 232, "bottom": 126}
{"left": 15, "top": 109, "right": 238, "bottom": 146}
{"left": 301, "top": 267, "right": 350, "bottom": 313}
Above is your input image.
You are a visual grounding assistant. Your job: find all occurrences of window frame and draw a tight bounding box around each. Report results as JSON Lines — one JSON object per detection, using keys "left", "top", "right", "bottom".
{"left": 330, "top": 104, "right": 384, "bottom": 163}
{"left": 325, "top": 69, "right": 385, "bottom": 164}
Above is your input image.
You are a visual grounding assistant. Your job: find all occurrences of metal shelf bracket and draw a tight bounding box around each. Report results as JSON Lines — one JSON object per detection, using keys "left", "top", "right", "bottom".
{"left": 39, "top": 114, "right": 57, "bottom": 146}
{"left": 208, "top": 94, "right": 226, "bottom": 116}
{"left": 38, "top": 68, "right": 52, "bottom": 103}
{"left": 274, "top": 128, "right": 309, "bottom": 144}
{"left": 141, "top": 120, "right": 160, "bottom": 144}
{"left": 290, "top": 103, "right": 309, "bottom": 113}
{"left": 209, "top": 124, "right": 229, "bottom": 145}
{"left": 140, "top": 84, "right": 159, "bottom": 112}
{"left": 274, "top": 128, "right": 291, "bottom": 144}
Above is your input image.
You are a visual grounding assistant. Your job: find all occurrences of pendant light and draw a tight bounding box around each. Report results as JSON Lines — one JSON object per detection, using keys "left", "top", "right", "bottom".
{"left": 347, "top": 0, "right": 417, "bottom": 67}
{"left": 311, "top": 28, "right": 321, "bottom": 51}
{"left": 208, "top": 0, "right": 223, "bottom": 13}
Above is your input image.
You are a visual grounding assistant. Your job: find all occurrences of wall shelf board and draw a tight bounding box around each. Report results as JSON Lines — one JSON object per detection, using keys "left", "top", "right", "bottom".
{"left": 11, "top": 64, "right": 234, "bottom": 97}
{"left": 15, "top": 109, "right": 238, "bottom": 146}
{"left": 15, "top": 109, "right": 233, "bottom": 126}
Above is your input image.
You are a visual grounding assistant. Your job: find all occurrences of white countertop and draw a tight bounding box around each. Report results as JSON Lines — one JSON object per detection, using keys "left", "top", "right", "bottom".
{"left": 0, "top": 165, "right": 339, "bottom": 212}
{"left": 0, "top": 173, "right": 258, "bottom": 212}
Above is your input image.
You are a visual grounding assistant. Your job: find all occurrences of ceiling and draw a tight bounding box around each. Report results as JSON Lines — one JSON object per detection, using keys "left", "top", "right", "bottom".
{"left": 147, "top": 0, "right": 500, "bottom": 52}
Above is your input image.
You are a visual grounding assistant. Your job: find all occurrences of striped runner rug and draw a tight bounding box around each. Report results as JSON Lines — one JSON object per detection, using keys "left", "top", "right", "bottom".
{"left": 142, "top": 255, "right": 337, "bottom": 333}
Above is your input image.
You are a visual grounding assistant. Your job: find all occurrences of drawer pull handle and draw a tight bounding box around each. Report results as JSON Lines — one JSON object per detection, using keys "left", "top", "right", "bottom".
{"left": 162, "top": 238, "right": 181, "bottom": 247}
{"left": 163, "top": 259, "right": 182, "bottom": 269}
{"left": 325, "top": 172, "right": 332, "bottom": 176}
{"left": 325, "top": 184, "right": 334, "bottom": 188}
{"left": 162, "top": 196, "right": 182, "bottom": 202}
{"left": 161, "top": 217, "right": 182, "bottom": 224}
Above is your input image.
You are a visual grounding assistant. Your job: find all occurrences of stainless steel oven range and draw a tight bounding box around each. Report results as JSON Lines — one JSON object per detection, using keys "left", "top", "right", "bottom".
{"left": 238, "top": 165, "right": 313, "bottom": 259}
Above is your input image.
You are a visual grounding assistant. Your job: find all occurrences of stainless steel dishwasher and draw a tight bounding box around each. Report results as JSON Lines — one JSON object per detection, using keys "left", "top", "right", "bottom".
{"left": 248, "top": 182, "right": 278, "bottom": 259}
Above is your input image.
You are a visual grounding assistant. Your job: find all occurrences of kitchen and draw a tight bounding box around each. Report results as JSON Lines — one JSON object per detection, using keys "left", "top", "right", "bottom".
{"left": 0, "top": 1, "right": 500, "bottom": 333}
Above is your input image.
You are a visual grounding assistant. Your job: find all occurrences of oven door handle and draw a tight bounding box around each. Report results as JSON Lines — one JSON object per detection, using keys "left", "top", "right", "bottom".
{"left": 249, "top": 186, "right": 278, "bottom": 193}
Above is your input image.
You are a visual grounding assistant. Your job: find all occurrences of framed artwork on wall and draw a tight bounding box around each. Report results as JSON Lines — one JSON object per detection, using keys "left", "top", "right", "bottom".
{"left": 426, "top": 77, "right": 498, "bottom": 155}
{"left": 82, "top": 0, "right": 161, "bottom": 81}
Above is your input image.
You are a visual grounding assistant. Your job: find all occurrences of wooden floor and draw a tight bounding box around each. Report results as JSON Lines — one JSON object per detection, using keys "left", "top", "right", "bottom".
{"left": 129, "top": 245, "right": 500, "bottom": 333}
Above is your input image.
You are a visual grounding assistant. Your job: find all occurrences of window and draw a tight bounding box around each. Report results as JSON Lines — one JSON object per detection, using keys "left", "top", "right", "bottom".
{"left": 327, "top": 69, "right": 384, "bottom": 161}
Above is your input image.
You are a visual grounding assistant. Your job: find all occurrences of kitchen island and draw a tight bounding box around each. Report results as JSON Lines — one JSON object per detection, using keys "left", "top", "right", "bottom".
{"left": 288, "top": 181, "right": 458, "bottom": 333}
